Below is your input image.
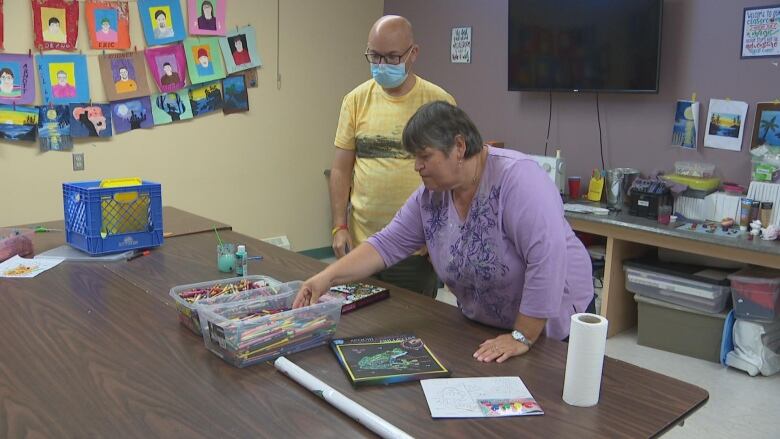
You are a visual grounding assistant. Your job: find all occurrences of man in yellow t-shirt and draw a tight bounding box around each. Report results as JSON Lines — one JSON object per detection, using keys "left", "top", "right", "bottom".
{"left": 115, "top": 67, "right": 138, "bottom": 94}
{"left": 330, "top": 15, "right": 455, "bottom": 297}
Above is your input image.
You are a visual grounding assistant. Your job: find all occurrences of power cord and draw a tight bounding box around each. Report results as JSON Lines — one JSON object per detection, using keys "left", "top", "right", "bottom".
{"left": 596, "top": 93, "right": 605, "bottom": 170}
{"left": 544, "top": 90, "right": 552, "bottom": 156}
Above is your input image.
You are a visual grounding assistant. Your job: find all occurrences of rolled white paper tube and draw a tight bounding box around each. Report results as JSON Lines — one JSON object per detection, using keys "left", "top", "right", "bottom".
{"left": 274, "top": 356, "right": 414, "bottom": 439}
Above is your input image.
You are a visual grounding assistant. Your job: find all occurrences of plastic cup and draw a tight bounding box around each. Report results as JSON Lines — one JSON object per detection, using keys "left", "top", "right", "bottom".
{"left": 217, "top": 243, "right": 236, "bottom": 273}
{"left": 658, "top": 206, "right": 672, "bottom": 225}
{"left": 568, "top": 176, "right": 582, "bottom": 200}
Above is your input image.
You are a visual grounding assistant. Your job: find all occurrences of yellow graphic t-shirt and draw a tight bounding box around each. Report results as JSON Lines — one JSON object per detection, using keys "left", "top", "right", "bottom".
{"left": 334, "top": 75, "right": 455, "bottom": 246}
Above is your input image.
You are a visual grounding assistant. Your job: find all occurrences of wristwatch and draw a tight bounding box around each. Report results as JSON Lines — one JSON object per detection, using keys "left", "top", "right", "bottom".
{"left": 511, "top": 330, "right": 534, "bottom": 347}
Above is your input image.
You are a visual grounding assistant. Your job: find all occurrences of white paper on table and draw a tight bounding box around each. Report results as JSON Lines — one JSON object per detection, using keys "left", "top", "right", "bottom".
{"left": 0, "top": 255, "right": 65, "bottom": 278}
{"left": 704, "top": 98, "right": 749, "bottom": 151}
{"left": 420, "top": 376, "right": 543, "bottom": 418}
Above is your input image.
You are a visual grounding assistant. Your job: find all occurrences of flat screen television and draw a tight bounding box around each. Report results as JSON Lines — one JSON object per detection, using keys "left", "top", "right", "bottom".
{"left": 508, "top": 0, "right": 663, "bottom": 93}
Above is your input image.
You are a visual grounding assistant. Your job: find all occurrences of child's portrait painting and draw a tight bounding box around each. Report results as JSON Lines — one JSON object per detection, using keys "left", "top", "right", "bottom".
{"left": 138, "top": 0, "right": 185, "bottom": 46}
{"left": 184, "top": 37, "right": 225, "bottom": 85}
{"left": 37, "top": 54, "right": 90, "bottom": 105}
{"left": 86, "top": 1, "right": 131, "bottom": 50}
{"left": 98, "top": 52, "right": 151, "bottom": 101}
{"left": 219, "top": 25, "right": 262, "bottom": 74}
{"left": 188, "top": 0, "right": 226, "bottom": 36}
{"left": 33, "top": 0, "right": 80, "bottom": 51}
{"left": 0, "top": 54, "right": 36, "bottom": 104}
{"left": 145, "top": 44, "right": 188, "bottom": 93}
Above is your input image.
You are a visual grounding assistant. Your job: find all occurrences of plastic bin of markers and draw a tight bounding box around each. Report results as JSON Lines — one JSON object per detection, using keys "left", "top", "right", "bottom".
{"left": 169, "top": 275, "right": 282, "bottom": 334}
{"left": 197, "top": 287, "right": 344, "bottom": 368}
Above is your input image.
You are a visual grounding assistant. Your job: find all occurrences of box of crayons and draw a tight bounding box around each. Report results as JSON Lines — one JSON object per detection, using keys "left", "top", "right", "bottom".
{"left": 197, "top": 283, "right": 344, "bottom": 368}
{"left": 169, "top": 275, "right": 281, "bottom": 334}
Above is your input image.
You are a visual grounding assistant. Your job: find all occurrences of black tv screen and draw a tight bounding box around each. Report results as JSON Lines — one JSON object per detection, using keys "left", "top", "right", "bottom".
{"left": 508, "top": 0, "right": 663, "bottom": 93}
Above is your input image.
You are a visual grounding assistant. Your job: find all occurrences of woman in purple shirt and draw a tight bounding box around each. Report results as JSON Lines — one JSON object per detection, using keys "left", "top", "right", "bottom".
{"left": 294, "top": 101, "right": 594, "bottom": 363}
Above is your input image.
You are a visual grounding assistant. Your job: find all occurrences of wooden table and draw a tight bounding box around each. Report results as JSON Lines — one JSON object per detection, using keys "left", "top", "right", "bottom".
{"left": 14, "top": 206, "right": 231, "bottom": 254}
{"left": 0, "top": 214, "right": 708, "bottom": 438}
{"left": 567, "top": 209, "right": 780, "bottom": 337}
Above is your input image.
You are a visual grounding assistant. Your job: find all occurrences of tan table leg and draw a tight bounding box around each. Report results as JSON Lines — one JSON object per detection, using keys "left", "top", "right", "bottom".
{"left": 601, "top": 237, "right": 652, "bottom": 337}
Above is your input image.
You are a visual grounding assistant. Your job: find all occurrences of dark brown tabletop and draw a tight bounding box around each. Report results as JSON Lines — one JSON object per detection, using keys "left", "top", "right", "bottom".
{"left": 98, "top": 229, "right": 709, "bottom": 438}
{"left": 6, "top": 206, "right": 231, "bottom": 254}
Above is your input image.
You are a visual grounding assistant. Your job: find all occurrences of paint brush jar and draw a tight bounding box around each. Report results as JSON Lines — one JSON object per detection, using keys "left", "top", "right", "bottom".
{"left": 217, "top": 243, "right": 236, "bottom": 273}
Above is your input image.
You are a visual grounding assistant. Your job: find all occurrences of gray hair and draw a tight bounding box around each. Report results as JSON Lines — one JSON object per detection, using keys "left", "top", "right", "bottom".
{"left": 402, "top": 101, "right": 483, "bottom": 158}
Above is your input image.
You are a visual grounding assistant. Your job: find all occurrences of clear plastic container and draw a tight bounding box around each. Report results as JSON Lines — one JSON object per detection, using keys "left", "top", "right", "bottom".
{"left": 169, "top": 275, "right": 281, "bottom": 334}
{"left": 0, "top": 228, "right": 35, "bottom": 262}
{"left": 728, "top": 267, "right": 780, "bottom": 322}
{"left": 675, "top": 161, "right": 716, "bottom": 178}
{"left": 624, "top": 265, "right": 731, "bottom": 313}
{"left": 197, "top": 285, "right": 343, "bottom": 368}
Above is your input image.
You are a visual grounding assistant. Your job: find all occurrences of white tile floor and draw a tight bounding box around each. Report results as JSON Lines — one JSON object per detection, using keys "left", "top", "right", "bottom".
{"left": 434, "top": 286, "right": 780, "bottom": 439}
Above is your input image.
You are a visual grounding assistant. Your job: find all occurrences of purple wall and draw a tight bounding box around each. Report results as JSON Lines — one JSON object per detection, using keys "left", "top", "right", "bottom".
{"left": 384, "top": 0, "right": 777, "bottom": 185}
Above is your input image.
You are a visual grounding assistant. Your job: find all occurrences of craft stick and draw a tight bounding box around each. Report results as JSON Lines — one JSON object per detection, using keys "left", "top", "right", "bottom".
{"left": 275, "top": 357, "right": 414, "bottom": 439}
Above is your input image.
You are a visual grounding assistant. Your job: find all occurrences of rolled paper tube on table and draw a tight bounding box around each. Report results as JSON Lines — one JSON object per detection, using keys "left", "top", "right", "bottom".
{"left": 562, "top": 313, "right": 609, "bottom": 407}
{"left": 274, "top": 356, "right": 414, "bottom": 439}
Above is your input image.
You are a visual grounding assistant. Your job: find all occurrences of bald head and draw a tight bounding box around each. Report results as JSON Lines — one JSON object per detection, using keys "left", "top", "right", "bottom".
{"left": 368, "top": 15, "right": 414, "bottom": 50}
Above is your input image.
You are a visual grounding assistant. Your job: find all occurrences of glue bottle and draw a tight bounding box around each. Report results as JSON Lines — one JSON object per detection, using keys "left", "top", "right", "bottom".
{"left": 235, "top": 245, "right": 248, "bottom": 277}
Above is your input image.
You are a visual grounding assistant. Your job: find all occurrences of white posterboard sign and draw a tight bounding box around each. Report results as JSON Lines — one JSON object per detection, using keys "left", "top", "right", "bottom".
{"left": 451, "top": 27, "right": 472, "bottom": 63}
{"left": 742, "top": 5, "right": 780, "bottom": 58}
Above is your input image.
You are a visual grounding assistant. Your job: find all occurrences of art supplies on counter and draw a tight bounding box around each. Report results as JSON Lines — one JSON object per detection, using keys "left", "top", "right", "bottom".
{"left": 169, "top": 275, "right": 281, "bottom": 333}
{"left": 330, "top": 282, "right": 390, "bottom": 313}
{"left": 420, "top": 376, "right": 543, "bottom": 418}
{"left": 199, "top": 289, "right": 343, "bottom": 368}
{"left": 0, "top": 255, "right": 65, "bottom": 278}
{"left": 331, "top": 334, "right": 450, "bottom": 386}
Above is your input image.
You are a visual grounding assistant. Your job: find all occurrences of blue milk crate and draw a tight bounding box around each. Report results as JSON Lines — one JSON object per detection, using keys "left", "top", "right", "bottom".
{"left": 62, "top": 180, "right": 164, "bottom": 255}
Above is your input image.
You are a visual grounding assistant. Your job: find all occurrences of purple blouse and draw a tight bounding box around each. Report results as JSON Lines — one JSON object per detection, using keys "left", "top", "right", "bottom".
{"left": 367, "top": 147, "right": 593, "bottom": 340}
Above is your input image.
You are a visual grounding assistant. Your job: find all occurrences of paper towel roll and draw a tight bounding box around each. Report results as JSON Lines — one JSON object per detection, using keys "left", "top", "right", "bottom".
{"left": 562, "top": 313, "right": 609, "bottom": 407}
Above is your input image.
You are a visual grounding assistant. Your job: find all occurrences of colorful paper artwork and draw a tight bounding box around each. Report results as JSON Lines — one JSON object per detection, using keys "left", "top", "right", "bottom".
{"left": 751, "top": 103, "right": 780, "bottom": 149}
{"left": 111, "top": 96, "right": 153, "bottom": 133}
{"left": 187, "top": 0, "right": 225, "bottom": 36}
{"left": 152, "top": 89, "right": 193, "bottom": 125}
{"left": 219, "top": 25, "right": 262, "bottom": 74}
{"left": 98, "top": 52, "right": 151, "bottom": 101}
{"left": 32, "top": 0, "right": 80, "bottom": 51}
{"left": 38, "top": 105, "right": 72, "bottom": 151}
{"left": 671, "top": 100, "right": 699, "bottom": 150}
{"left": 85, "top": 0, "right": 131, "bottom": 50}
{"left": 0, "top": 104, "right": 38, "bottom": 142}
{"left": 69, "top": 103, "right": 112, "bottom": 138}
{"left": 189, "top": 80, "right": 222, "bottom": 116}
{"left": 222, "top": 75, "right": 248, "bottom": 115}
{"left": 704, "top": 99, "right": 749, "bottom": 152}
{"left": 229, "top": 68, "right": 258, "bottom": 88}
{"left": 37, "top": 54, "right": 90, "bottom": 105}
{"left": 0, "top": 54, "right": 36, "bottom": 104}
{"left": 138, "top": 0, "right": 185, "bottom": 46}
{"left": 145, "top": 44, "right": 188, "bottom": 93}
{"left": 184, "top": 38, "right": 225, "bottom": 85}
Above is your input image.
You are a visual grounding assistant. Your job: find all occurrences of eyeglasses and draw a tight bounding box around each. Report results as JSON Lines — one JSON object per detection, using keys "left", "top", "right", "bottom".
{"left": 364, "top": 45, "right": 413, "bottom": 65}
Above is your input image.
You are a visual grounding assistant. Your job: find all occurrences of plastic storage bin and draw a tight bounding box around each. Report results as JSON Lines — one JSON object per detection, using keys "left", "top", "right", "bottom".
{"left": 198, "top": 287, "right": 343, "bottom": 368}
{"left": 662, "top": 174, "right": 721, "bottom": 192}
{"left": 635, "top": 294, "right": 728, "bottom": 363}
{"left": 674, "top": 161, "right": 716, "bottom": 178}
{"left": 728, "top": 267, "right": 780, "bottom": 322}
{"left": 170, "top": 275, "right": 281, "bottom": 334}
{"left": 624, "top": 259, "right": 733, "bottom": 313}
{"left": 0, "top": 228, "right": 35, "bottom": 262}
{"left": 62, "top": 179, "right": 163, "bottom": 255}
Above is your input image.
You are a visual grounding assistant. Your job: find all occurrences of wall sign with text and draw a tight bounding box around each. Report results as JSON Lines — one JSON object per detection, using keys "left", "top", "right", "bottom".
{"left": 742, "top": 4, "right": 780, "bottom": 58}
{"left": 451, "top": 26, "right": 472, "bottom": 64}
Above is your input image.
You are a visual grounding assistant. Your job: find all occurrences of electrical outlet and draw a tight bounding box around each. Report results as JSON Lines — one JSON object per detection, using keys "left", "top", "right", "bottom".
{"left": 72, "top": 153, "right": 85, "bottom": 171}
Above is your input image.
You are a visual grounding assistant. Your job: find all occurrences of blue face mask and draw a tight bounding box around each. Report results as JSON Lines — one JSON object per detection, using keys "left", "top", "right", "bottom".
{"left": 371, "top": 62, "right": 408, "bottom": 89}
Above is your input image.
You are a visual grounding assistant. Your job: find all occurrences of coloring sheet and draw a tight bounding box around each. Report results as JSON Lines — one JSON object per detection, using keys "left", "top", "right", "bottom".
{"left": 420, "top": 376, "right": 543, "bottom": 418}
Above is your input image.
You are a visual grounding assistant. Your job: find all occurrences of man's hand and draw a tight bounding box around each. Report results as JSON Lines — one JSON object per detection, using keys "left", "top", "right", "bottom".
{"left": 473, "top": 333, "right": 529, "bottom": 363}
{"left": 332, "top": 229, "right": 352, "bottom": 259}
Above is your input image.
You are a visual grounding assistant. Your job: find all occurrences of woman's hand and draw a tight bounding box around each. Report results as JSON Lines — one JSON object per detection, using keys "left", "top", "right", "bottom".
{"left": 473, "top": 333, "right": 529, "bottom": 363}
{"left": 292, "top": 274, "right": 331, "bottom": 308}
